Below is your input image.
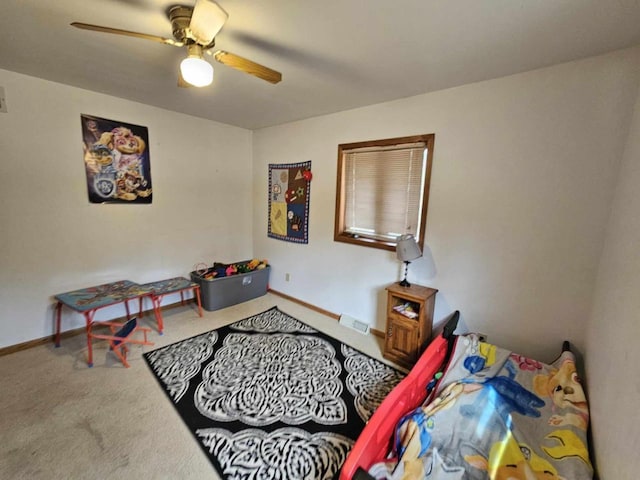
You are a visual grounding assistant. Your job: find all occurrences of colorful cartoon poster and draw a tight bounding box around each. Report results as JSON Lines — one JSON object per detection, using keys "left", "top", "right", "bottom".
{"left": 268, "top": 161, "right": 311, "bottom": 243}
{"left": 81, "top": 114, "right": 152, "bottom": 204}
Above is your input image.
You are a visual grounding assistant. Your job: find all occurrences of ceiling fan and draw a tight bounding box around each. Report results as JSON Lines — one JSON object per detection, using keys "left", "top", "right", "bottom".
{"left": 71, "top": 0, "right": 282, "bottom": 87}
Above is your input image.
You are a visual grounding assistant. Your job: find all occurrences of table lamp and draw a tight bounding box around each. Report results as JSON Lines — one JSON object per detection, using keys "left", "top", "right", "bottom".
{"left": 396, "top": 234, "right": 422, "bottom": 287}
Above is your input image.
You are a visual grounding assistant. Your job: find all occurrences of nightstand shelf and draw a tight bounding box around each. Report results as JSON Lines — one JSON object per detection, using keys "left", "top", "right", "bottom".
{"left": 384, "top": 283, "right": 438, "bottom": 369}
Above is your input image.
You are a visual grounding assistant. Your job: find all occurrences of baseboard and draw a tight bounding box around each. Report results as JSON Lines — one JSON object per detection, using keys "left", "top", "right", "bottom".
{"left": 0, "top": 300, "right": 195, "bottom": 357}
{"left": 268, "top": 288, "right": 384, "bottom": 339}
{"left": 2, "top": 292, "right": 385, "bottom": 357}
{"left": 370, "top": 328, "right": 384, "bottom": 339}
{"left": 268, "top": 289, "right": 340, "bottom": 320}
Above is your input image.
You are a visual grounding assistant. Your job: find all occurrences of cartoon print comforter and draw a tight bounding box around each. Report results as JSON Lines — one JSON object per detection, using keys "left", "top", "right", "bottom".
{"left": 369, "top": 334, "right": 592, "bottom": 479}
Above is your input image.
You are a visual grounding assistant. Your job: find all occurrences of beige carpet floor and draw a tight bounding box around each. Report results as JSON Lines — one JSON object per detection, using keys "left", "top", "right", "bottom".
{"left": 0, "top": 293, "right": 391, "bottom": 479}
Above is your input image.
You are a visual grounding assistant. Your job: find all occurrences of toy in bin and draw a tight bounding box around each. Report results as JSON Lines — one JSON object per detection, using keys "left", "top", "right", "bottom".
{"left": 195, "top": 259, "right": 269, "bottom": 280}
{"left": 191, "top": 259, "right": 271, "bottom": 311}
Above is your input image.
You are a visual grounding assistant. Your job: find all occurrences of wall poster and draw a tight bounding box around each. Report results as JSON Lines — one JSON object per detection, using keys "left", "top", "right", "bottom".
{"left": 81, "top": 114, "right": 152, "bottom": 204}
{"left": 268, "top": 161, "right": 311, "bottom": 244}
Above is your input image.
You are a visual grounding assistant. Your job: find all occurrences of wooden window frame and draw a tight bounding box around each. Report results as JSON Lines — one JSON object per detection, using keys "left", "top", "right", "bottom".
{"left": 334, "top": 134, "right": 435, "bottom": 252}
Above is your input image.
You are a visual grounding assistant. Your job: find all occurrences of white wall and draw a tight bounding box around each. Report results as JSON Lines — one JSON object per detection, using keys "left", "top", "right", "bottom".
{"left": 584, "top": 70, "right": 640, "bottom": 478}
{"left": 253, "top": 46, "right": 640, "bottom": 362}
{"left": 0, "top": 69, "right": 253, "bottom": 348}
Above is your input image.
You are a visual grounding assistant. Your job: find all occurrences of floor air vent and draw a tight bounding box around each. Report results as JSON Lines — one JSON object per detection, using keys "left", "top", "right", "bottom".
{"left": 339, "top": 314, "right": 370, "bottom": 334}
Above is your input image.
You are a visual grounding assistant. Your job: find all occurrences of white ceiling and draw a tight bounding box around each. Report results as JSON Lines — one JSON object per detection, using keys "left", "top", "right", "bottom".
{"left": 1, "top": 0, "right": 640, "bottom": 129}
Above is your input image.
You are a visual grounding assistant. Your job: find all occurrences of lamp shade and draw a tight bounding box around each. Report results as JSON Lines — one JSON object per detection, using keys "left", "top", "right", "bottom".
{"left": 396, "top": 234, "right": 422, "bottom": 262}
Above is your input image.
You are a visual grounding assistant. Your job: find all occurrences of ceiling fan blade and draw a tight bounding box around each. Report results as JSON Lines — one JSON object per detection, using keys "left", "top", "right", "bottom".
{"left": 212, "top": 50, "right": 282, "bottom": 84}
{"left": 189, "top": 0, "right": 228, "bottom": 45}
{"left": 70, "top": 22, "right": 183, "bottom": 47}
{"left": 177, "top": 72, "right": 192, "bottom": 88}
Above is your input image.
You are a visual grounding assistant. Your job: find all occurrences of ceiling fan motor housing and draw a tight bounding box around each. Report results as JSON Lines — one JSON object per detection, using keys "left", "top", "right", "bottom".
{"left": 168, "top": 5, "right": 215, "bottom": 48}
{"left": 169, "top": 6, "right": 193, "bottom": 43}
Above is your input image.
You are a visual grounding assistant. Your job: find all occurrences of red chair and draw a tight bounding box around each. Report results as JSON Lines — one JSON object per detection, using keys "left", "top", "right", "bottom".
{"left": 88, "top": 317, "right": 154, "bottom": 368}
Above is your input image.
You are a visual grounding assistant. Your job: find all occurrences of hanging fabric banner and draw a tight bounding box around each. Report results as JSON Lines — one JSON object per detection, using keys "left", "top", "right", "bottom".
{"left": 268, "top": 161, "right": 311, "bottom": 244}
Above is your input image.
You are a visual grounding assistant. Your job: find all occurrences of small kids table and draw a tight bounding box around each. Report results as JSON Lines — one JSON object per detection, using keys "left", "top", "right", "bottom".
{"left": 54, "top": 280, "right": 152, "bottom": 367}
{"left": 139, "top": 277, "right": 203, "bottom": 334}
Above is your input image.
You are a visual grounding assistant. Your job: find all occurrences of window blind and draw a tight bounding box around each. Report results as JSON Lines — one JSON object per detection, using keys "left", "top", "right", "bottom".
{"left": 343, "top": 143, "right": 427, "bottom": 242}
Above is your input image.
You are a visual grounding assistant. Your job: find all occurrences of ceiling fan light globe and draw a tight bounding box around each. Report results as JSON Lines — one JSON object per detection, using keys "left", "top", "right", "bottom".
{"left": 180, "top": 57, "right": 214, "bottom": 87}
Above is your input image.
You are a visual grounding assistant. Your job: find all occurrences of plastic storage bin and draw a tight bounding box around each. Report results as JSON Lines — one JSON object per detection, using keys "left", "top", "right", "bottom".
{"left": 190, "top": 264, "right": 270, "bottom": 311}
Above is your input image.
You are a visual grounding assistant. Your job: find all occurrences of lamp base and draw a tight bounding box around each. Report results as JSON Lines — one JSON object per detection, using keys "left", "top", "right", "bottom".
{"left": 398, "top": 261, "right": 411, "bottom": 287}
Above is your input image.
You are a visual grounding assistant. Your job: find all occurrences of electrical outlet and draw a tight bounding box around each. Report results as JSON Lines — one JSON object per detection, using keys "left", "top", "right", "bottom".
{"left": 0, "top": 87, "right": 7, "bottom": 113}
{"left": 285, "top": 273, "right": 290, "bottom": 282}
{"left": 478, "top": 333, "right": 488, "bottom": 342}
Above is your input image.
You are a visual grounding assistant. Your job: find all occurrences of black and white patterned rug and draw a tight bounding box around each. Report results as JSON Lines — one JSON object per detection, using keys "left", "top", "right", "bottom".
{"left": 144, "top": 306, "right": 405, "bottom": 480}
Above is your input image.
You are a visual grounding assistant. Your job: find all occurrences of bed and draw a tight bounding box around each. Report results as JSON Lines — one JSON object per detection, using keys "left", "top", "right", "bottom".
{"left": 340, "top": 312, "right": 593, "bottom": 480}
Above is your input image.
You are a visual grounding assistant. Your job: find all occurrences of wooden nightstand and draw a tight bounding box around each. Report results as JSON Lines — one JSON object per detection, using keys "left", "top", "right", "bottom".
{"left": 384, "top": 283, "right": 438, "bottom": 369}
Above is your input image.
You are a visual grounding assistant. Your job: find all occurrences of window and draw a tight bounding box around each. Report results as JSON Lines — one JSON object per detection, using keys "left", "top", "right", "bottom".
{"left": 334, "top": 134, "right": 434, "bottom": 252}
